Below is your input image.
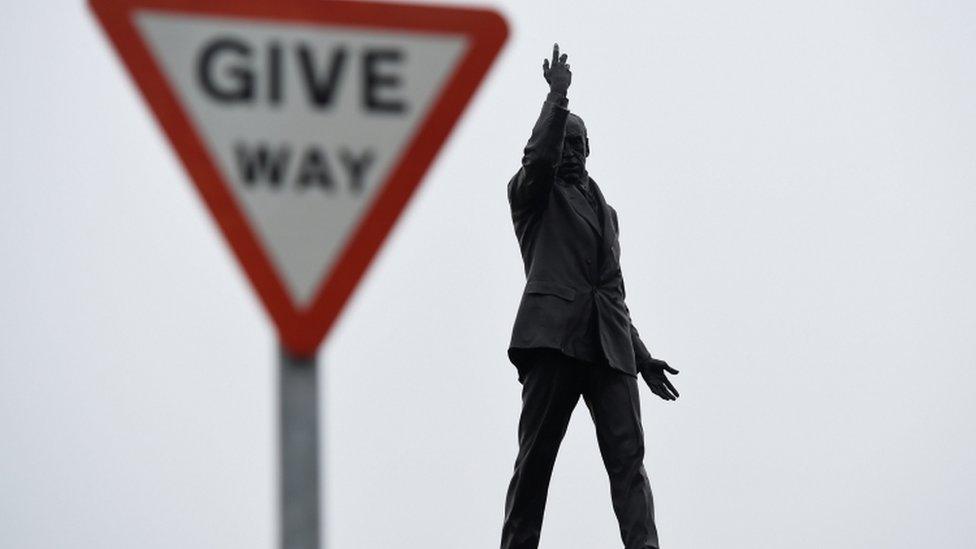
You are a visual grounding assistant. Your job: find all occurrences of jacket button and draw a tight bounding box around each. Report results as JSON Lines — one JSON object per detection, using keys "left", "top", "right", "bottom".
{"left": 586, "top": 258, "right": 592, "bottom": 264}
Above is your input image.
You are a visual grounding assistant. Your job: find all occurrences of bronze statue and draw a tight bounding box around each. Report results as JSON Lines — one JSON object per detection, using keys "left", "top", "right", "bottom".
{"left": 501, "top": 44, "right": 679, "bottom": 549}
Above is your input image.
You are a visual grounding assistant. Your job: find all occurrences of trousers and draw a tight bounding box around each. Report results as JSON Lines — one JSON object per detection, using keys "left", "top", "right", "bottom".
{"left": 500, "top": 348, "right": 659, "bottom": 549}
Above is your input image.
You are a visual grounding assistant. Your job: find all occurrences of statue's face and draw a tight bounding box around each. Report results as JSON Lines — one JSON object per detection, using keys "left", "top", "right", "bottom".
{"left": 563, "top": 114, "right": 589, "bottom": 167}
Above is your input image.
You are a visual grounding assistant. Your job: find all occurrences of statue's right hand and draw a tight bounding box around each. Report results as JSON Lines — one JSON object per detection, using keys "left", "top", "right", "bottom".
{"left": 542, "top": 43, "right": 571, "bottom": 95}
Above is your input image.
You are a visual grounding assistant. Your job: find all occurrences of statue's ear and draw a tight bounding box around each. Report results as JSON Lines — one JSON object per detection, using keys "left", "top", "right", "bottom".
{"left": 584, "top": 135, "right": 590, "bottom": 157}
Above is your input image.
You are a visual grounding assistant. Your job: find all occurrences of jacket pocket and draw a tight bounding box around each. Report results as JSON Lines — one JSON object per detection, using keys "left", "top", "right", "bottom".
{"left": 525, "top": 280, "right": 576, "bottom": 302}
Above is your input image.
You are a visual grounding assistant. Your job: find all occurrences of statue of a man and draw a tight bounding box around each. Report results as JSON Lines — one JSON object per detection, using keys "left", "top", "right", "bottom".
{"left": 501, "top": 44, "right": 680, "bottom": 549}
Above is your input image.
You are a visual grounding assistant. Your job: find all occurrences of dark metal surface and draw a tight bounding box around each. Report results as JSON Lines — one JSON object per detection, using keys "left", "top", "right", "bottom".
{"left": 278, "top": 346, "right": 321, "bottom": 549}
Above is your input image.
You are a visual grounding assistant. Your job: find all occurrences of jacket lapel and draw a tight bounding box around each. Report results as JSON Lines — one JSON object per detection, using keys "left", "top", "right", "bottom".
{"left": 588, "top": 178, "right": 616, "bottom": 250}
{"left": 562, "top": 182, "right": 602, "bottom": 234}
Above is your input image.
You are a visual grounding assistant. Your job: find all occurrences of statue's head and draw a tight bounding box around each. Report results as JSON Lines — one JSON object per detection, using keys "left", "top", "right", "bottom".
{"left": 565, "top": 113, "right": 589, "bottom": 159}
{"left": 559, "top": 112, "right": 589, "bottom": 177}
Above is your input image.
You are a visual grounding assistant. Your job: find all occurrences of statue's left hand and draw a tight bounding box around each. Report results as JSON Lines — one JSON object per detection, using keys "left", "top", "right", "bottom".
{"left": 640, "top": 358, "right": 680, "bottom": 401}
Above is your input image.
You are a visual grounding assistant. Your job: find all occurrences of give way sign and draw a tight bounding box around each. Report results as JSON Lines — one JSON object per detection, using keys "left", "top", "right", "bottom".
{"left": 90, "top": 0, "right": 508, "bottom": 356}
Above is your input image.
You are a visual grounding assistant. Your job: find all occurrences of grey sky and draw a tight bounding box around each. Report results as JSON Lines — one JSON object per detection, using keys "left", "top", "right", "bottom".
{"left": 2, "top": 1, "right": 975, "bottom": 548}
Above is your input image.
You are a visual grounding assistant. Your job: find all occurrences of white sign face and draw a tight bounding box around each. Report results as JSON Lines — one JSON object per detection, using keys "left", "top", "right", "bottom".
{"left": 135, "top": 11, "right": 467, "bottom": 306}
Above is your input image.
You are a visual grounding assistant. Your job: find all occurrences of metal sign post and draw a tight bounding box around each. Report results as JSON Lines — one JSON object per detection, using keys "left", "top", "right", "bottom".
{"left": 279, "top": 346, "right": 320, "bottom": 549}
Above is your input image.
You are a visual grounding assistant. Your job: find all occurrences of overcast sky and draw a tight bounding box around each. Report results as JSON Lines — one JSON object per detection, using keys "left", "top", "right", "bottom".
{"left": 2, "top": 1, "right": 975, "bottom": 548}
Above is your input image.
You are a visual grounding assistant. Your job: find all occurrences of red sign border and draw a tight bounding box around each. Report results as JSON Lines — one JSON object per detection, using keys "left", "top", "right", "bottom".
{"left": 89, "top": 0, "right": 508, "bottom": 356}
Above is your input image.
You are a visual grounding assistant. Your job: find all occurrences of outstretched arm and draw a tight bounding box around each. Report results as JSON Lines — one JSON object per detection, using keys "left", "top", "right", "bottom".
{"left": 633, "top": 324, "right": 680, "bottom": 401}
{"left": 508, "top": 44, "right": 573, "bottom": 210}
{"left": 612, "top": 209, "right": 680, "bottom": 401}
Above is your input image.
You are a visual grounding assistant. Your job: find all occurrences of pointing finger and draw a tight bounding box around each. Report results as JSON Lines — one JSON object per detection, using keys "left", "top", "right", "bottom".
{"left": 552, "top": 43, "right": 559, "bottom": 66}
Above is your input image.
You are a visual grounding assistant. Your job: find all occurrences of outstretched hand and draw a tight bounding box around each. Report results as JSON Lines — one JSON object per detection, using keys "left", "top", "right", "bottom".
{"left": 542, "top": 43, "right": 572, "bottom": 95}
{"left": 640, "top": 358, "right": 680, "bottom": 401}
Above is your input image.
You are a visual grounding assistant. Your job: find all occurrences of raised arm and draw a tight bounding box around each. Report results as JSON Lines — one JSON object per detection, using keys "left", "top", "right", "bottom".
{"left": 508, "top": 44, "right": 573, "bottom": 210}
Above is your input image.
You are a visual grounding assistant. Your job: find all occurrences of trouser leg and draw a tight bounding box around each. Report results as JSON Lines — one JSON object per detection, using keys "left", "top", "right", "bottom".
{"left": 583, "top": 367, "right": 659, "bottom": 549}
{"left": 501, "top": 350, "right": 581, "bottom": 549}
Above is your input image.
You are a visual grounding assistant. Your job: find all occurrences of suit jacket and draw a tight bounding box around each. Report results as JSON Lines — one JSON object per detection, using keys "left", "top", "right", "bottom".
{"left": 507, "top": 93, "right": 656, "bottom": 378}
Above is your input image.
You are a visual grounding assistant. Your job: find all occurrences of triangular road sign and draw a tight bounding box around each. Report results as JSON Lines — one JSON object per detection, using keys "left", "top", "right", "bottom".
{"left": 90, "top": 0, "right": 508, "bottom": 356}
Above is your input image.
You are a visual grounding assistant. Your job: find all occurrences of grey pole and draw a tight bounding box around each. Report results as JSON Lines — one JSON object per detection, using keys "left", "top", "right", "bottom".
{"left": 278, "top": 344, "right": 321, "bottom": 549}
